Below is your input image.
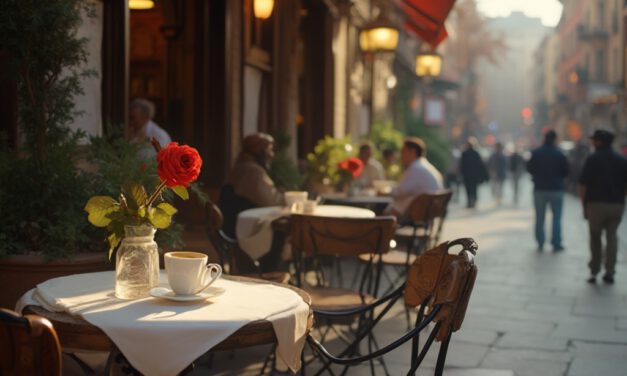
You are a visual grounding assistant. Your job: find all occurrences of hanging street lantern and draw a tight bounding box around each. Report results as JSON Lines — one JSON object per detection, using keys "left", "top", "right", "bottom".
{"left": 359, "top": 16, "right": 399, "bottom": 53}
{"left": 415, "top": 52, "right": 442, "bottom": 77}
{"left": 128, "top": 0, "right": 154, "bottom": 10}
{"left": 254, "top": 0, "right": 275, "bottom": 20}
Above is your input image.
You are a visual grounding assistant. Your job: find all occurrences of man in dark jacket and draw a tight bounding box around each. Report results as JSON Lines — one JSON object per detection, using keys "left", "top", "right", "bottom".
{"left": 527, "top": 130, "right": 569, "bottom": 252}
{"left": 460, "top": 137, "right": 488, "bottom": 208}
{"left": 579, "top": 130, "right": 627, "bottom": 284}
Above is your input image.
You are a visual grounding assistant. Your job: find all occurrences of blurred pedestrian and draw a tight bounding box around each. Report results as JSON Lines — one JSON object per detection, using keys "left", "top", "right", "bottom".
{"left": 355, "top": 142, "right": 384, "bottom": 188}
{"left": 509, "top": 148, "right": 526, "bottom": 204}
{"left": 460, "top": 137, "right": 488, "bottom": 208}
{"left": 385, "top": 137, "right": 443, "bottom": 217}
{"left": 487, "top": 142, "right": 507, "bottom": 205}
{"left": 527, "top": 130, "right": 569, "bottom": 252}
{"left": 578, "top": 130, "right": 627, "bottom": 284}
{"left": 444, "top": 147, "right": 461, "bottom": 202}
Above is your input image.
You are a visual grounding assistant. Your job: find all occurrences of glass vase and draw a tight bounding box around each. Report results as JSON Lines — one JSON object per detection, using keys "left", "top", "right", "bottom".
{"left": 115, "top": 224, "right": 159, "bottom": 299}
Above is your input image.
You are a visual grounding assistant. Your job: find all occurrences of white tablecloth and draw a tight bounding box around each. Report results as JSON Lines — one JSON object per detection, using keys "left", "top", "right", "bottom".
{"left": 17, "top": 271, "right": 309, "bottom": 376}
{"left": 236, "top": 205, "right": 375, "bottom": 260}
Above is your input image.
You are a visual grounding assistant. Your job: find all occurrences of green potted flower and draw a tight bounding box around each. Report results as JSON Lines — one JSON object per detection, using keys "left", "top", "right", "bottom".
{"left": 304, "top": 136, "right": 355, "bottom": 193}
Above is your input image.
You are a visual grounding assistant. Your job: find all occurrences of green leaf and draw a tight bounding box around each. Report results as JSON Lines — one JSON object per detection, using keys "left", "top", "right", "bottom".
{"left": 122, "top": 182, "right": 148, "bottom": 209}
{"left": 157, "top": 202, "right": 177, "bottom": 215}
{"left": 84, "top": 196, "right": 119, "bottom": 227}
{"left": 148, "top": 207, "right": 173, "bottom": 229}
{"left": 170, "top": 185, "right": 189, "bottom": 200}
{"left": 137, "top": 206, "right": 147, "bottom": 218}
{"left": 107, "top": 232, "right": 121, "bottom": 260}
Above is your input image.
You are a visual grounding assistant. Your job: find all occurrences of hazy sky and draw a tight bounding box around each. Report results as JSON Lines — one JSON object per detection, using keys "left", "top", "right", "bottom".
{"left": 476, "top": 0, "right": 564, "bottom": 27}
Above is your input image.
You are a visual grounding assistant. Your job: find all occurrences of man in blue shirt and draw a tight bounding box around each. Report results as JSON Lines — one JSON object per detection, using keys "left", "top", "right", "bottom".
{"left": 579, "top": 130, "right": 627, "bottom": 284}
{"left": 527, "top": 130, "right": 570, "bottom": 252}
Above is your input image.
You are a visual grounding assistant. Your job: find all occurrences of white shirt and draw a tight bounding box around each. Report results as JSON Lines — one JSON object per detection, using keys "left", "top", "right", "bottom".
{"left": 355, "top": 158, "right": 385, "bottom": 187}
{"left": 389, "top": 158, "right": 443, "bottom": 215}
{"left": 143, "top": 120, "right": 172, "bottom": 148}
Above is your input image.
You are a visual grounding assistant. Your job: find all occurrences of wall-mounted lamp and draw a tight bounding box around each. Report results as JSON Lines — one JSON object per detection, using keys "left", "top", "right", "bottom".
{"left": 415, "top": 52, "right": 442, "bottom": 77}
{"left": 254, "top": 0, "right": 275, "bottom": 20}
{"left": 129, "top": 0, "right": 154, "bottom": 10}
{"left": 359, "top": 16, "right": 399, "bottom": 53}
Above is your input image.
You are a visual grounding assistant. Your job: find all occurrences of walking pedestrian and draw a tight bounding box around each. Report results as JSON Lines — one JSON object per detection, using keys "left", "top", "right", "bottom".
{"left": 487, "top": 142, "right": 507, "bottom": 205}
{"left": 578, "top": 130, "right": 627, "bottom": 284}
{"left": 527, "top": 130, "right": 569, "bottom": 252}
{"left": 460, "top": 137, "right": 488, "bottom": 208}
{"left": 509, "top": 148, "right": 525, "bottom": 204}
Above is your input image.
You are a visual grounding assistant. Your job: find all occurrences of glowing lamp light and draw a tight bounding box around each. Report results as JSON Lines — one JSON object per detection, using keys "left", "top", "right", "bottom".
{"left": 520, "top": 107, "right": 533, "bottom": 119}
{"left": 254, "top": 0, "right": 275, "bottom": 20}
{"left": 359, "top": 18, "right": 399, "bottom": 53}
{"left": 129, "top": 0, "right": 154, "bottom": 10}
{"left": 569, "top": 71, "right": 579, "bottom": 84}
{"left": 415, "top": 53, "right": 442, "bottom": 77}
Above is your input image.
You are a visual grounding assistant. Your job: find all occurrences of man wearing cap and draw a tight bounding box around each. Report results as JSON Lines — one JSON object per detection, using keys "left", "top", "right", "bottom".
{"left": 579, "top": 130, "right": 627, "bottom": 284}
{"left": 527, "top": 130, "right": 570, "bottom": 252}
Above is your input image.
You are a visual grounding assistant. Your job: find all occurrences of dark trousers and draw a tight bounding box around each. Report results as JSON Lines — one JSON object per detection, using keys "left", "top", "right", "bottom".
{"left": 464, "top": 182, "right": 478, "bottom": 208}
{"left": 587, "top": 202, "right": 625, "bottom": 277}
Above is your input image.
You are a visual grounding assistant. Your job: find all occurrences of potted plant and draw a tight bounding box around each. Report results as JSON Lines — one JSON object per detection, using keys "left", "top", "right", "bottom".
{"left": 304, "top": 136, "right": 355, "bottom": 194}
{"left": 0, "top": 1, "right": 189, "bottom": 308}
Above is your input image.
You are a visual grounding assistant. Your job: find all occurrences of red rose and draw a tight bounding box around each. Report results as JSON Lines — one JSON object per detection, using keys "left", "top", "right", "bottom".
{"left": 337, "top": 157, "right": 364, "bottom": 178}
{"left": 157, "top": 142, "right": 202, "bottom": 187}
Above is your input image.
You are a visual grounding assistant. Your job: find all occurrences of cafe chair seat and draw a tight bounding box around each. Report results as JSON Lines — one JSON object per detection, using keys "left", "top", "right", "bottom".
{"left": 307, "top": 238, "right": 479, "bottom": 376}
{"left": 0, "top": 308, "right": 62, "bottom": 376}
{"left": 305, "top": 286, "right": 376, "bottom": 312}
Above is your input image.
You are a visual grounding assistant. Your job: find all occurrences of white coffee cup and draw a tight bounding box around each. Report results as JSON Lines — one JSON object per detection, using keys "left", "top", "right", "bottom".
{"left": 284, "top": 191, "right": 308, "bottom": 207}
{"left": 164, "top": 252, "right": 222, "bottom": 295}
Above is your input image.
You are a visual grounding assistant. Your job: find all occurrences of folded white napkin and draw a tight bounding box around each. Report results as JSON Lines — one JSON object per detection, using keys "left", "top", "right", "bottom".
{"left": 25, "top": 271, "right": 308, "bottom": 376}
{"left": 237, "top": 207, "right": 286, "bottom": 260}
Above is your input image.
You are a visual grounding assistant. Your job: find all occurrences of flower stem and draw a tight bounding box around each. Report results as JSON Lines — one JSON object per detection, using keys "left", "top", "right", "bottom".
{"left": 146, "top": 181, "right": 168, "bottom": 209}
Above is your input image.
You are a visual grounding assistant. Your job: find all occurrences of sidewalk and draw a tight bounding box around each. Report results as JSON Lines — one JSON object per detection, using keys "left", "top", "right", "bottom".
{"left": 434, "top": 178, "right": 627, "bottom": 376}
{"left": 196, "top": 178, "right": 627, "bottom": 375}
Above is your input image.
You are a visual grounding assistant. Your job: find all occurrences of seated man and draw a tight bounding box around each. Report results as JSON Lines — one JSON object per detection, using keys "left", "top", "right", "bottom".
{"left": 386, "top": 137, "right": 444, "bottom": 217}
{"left": 128, "top": 98, "right": 171, "bottom": 159}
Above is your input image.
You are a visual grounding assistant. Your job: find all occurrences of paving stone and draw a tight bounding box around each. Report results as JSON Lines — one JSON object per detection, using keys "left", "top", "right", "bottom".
{"left": 463, "top": 315, "right": 555, "bottom": 335}
{"left": 495, "top": 333, "right": 568, "bottom": 351}
{"left": 481, "top": 348, "right": 570, "bottom": 376}
{"left": 453, "top": 328, "right": 500, "bottom": 346}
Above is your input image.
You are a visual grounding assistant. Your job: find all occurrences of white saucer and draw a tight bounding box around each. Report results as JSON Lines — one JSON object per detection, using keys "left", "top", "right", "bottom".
{"left": 149, "top": 286, "right": 225, "bottom": 302}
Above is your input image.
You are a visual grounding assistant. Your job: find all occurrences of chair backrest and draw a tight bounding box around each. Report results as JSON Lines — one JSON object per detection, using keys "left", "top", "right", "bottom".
{"left": 0, "top": 308, "right": 62, "bottom": 376}
{"left": 290, "top": 215, "right": 396, "bottom": 258}
{"left": 406, "top": 190, "right": 453, "bottom": 249}
{"left": 290, "top": 215, "right": 396, "bottom": 294}
{"left": 217, "top": 184, "right": 256, "bottom": 238}
{"left": 205, "top": 201, "right": 259, "bottom": 275}
{"left": 404, "top": 238, "right": 478, "bottom": 341}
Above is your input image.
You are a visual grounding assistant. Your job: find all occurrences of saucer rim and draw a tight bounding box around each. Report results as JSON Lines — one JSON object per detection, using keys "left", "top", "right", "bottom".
{"left": 149, "top": 286, "right": 225, "bottom": 302}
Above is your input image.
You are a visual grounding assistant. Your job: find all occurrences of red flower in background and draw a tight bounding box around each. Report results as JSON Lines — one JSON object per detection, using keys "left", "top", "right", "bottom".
{"left": 157, "top": 142, "right": 203, "bottom": 187}
{"left": 337, "top": 157, "right": 364, "bottom": 178}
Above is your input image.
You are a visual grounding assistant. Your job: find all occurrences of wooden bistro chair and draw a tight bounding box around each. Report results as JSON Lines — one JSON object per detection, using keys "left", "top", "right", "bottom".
{"left": 290, "top": 214, "right": 396, "bottom": 372}
{"left": 205, "top": 201, "right": 290, "bottom": 284}
{"left": 365, "top": 190, "right": 453, "bottom": 293}
{"left": 308, "top": 238, "right": 478, "bottom": 376}
{"left": 0, "top": 308, "right": 62, "bottom": 376}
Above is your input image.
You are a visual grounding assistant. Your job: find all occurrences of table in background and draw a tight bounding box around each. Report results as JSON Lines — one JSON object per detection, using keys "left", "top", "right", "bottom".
{"left": 236, "top": 205, "right": 375, "bottom": 261}
{"left": 321, "top": 193, "right": 393, "bottom": 215}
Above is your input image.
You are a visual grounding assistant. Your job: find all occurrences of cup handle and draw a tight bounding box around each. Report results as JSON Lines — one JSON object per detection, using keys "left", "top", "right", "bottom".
{"left": 194, "top": 264, "right": 222, "bottom": 294}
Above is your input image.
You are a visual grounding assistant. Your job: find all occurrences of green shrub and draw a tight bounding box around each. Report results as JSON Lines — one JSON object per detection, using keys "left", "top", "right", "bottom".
{"left": 304, "top": 136, "right": 355, "bottom": 189}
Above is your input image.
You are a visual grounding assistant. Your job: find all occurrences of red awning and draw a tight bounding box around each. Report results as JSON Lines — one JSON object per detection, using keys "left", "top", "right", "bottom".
{"left": 398, "top": 0, "right": 456, "bottom": 48}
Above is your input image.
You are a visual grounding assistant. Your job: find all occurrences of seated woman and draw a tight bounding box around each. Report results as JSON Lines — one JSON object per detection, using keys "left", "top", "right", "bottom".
{"left": 219, "top": 133, "right": 285, "bottom": 271}
{"left": 220, "top": 133, "right": 284, "bottom": 235}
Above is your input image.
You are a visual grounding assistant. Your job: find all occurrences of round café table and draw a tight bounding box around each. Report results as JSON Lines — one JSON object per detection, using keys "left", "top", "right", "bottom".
{"left": 320, "top": 193, "right": 393, "bottom": 215}
{"left": 236, "top": 205, "right": 376, "bottom": 260}
{"left": 22, "top": 274, "right": 312, "bottom": 375}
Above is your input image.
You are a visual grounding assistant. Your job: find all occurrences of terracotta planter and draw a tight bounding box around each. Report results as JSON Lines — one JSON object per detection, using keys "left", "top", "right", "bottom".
{"left": 0, "top": 253, "right": 113, "bottom": 309}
